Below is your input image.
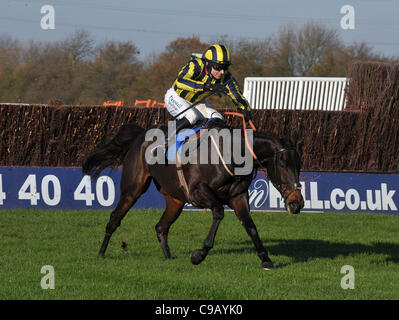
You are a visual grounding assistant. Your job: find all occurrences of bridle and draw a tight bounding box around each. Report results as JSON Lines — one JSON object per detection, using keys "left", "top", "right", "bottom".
{"left": 257, "top": 146, "right": 302, "bottom": 203}
{"left": 223, "top": 111, "right": 302, "bottom": 203}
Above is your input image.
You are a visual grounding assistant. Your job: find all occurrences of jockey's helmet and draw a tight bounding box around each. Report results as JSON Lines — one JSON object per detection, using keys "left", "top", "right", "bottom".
{"left": 203, "top": 44, "right": 231, "bottom": 67}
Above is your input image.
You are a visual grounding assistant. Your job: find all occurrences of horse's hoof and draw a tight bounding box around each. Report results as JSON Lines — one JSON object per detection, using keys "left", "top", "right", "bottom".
{"left": 190, "top": 250, "right": 205, "bottom": 265}
{"left": 261, "top": 261, "right": 275, "bottom": 270}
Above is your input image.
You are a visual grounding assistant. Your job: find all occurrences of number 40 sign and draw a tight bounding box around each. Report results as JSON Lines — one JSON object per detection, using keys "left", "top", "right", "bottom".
{"left": 0, "top": 173, "right": 116, "bottom": 208}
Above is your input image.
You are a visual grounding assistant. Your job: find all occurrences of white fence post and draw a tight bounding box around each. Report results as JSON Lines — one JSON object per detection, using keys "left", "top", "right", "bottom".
{"left": 243, "top": 77, "right": 348, "bottom": 111}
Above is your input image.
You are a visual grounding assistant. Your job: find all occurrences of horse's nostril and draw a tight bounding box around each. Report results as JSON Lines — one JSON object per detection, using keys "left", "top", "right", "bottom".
{"left": 288, "top": 202, "right": 301, "bottom": 214}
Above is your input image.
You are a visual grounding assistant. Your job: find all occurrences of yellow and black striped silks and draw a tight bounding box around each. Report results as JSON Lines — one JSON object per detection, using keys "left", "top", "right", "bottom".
{"left": 172, "top": 58, "right": 250, "bottom": 111}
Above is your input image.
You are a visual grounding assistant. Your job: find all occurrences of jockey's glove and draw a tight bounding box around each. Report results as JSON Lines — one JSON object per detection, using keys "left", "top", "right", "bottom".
{"left": 203, "top": 83, "right": 228, "bottom": 95}
{"left": 240, "top": 107, "right": 252, "bottom": 122}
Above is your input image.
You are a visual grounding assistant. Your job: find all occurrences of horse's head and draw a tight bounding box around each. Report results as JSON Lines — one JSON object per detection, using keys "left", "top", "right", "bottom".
{"left": 254, "top": 131, "right": 304, "bottom": 214}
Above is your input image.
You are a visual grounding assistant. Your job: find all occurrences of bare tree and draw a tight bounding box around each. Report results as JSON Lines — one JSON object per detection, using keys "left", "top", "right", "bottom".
{"left": 293, "top": 21, "right": 340, "bottom": 76}
{"left": 267, "top": 22, "right": 341, "bottom": 76}
{"left": 63, "top": 29, "right": 94, "bottom": 65}
{"left": 267, "top": 24, "right": 297, "bottom": 76}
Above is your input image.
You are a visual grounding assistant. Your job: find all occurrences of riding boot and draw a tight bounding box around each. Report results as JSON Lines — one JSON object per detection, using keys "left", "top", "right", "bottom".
{"left": 165, "top": 117, "right": 192, "bottom": 146}
{"left": 155, "top": 117, "right": 192, "bottom": 161}
{"left": 207, "top": 117, "right": 227, "bottom": 129}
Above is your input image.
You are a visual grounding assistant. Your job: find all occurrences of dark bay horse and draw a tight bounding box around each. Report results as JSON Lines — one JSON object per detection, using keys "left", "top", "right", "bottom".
{"left": 82, "top": 119, "right": 304, "bottom": 269}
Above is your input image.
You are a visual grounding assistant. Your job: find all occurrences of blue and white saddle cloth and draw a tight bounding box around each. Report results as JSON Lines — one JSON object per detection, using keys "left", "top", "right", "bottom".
{"left": 166, "top": 118, "right": 216, "bottom": 162}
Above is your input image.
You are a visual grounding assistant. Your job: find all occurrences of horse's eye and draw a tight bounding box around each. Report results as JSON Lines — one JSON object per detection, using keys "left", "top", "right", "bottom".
{"left": 278, "top": 154, "right": 286, "bottom": 169}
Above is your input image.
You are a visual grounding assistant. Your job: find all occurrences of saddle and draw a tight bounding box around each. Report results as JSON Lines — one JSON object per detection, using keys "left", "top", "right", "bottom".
{"left": 168, "top": 118, "right": 233, "bottom": 204}
{"left": 165, "top": 126, "right": 201, "bottom": 162}
{"left": 165, "top": 118, "right": 224, "bottom": 162}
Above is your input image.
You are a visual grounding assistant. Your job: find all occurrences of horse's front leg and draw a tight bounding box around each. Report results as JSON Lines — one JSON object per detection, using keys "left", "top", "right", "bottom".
{"left": 190, "top": 206, "right": 224, "bottom": 265}
{"left": 229, "top": 192, "right": 274, "bottom": 270}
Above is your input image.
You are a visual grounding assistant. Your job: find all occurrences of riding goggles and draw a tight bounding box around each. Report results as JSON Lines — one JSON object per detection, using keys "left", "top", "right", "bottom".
{"left": 212, "top": 63, "right": 230, "bottom": 72}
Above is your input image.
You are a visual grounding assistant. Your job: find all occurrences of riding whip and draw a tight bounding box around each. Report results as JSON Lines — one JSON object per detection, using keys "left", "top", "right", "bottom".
{"left": 172, "top": 92, "right": 216, "bottom": 120}
{"left": 172, "top": 78, "right": 233, "bottom": 120}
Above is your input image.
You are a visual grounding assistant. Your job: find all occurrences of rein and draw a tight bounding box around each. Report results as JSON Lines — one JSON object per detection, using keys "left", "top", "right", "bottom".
{"left": 224, "top": 112, "right": 257, "bottom": 160}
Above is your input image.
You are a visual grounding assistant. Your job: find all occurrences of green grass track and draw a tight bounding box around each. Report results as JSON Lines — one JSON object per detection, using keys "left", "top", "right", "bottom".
{"left": 0, "top": 209, "right": 398, "bottom": 300}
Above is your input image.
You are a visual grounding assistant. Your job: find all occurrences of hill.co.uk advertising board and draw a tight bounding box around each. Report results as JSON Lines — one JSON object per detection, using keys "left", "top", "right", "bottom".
{"left": 0, "top": 167, "right": 398, "bottom": 215}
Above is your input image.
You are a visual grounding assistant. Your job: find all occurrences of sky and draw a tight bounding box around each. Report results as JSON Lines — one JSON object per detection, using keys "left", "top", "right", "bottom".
{"left": 1, "top": 0, "right": 399, "bottom": 60}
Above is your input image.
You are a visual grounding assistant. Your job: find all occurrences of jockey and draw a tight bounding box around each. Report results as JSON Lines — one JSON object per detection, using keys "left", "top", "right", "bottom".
{"left": 164, "top": 44, "right": 252, "bottom": 139}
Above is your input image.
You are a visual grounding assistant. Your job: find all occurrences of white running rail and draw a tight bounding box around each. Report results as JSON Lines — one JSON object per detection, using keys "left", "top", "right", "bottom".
{"left": 243, "top": 77, "right": 348, "bottom": 111}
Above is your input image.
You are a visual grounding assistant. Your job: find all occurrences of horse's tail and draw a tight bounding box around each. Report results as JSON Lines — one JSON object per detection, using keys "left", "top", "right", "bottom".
{"left": 82, "top": 122, "right": 144, "bottom": 178}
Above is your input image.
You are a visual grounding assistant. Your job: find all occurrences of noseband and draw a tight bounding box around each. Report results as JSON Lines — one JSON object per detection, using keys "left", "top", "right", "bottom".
{"left": 255, "top": 147, "right": 301, "bottom": 202}
{"left": 273, "top": 147, "right": 301, "bottom": 201}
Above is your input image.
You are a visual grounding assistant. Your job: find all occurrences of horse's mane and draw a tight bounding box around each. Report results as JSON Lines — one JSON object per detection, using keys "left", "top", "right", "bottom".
{"left": 144, "top": 119, "right": 294, "bottom": 149}
{"left": 254, "top": 131, "right": 296, "bottom": 149}
{"left": 204, "top": 119, "right": 296, "bottom": 149}
{"left": 253, "top": 131, "right": 276, "bottom": 141}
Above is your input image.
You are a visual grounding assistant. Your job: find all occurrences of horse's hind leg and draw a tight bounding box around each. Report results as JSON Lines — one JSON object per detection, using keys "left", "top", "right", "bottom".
{"left": 229, "top": 192, "right": 274, "bottom": 270}
{"left": 98, "top": 191, "right": 136, "bottom": 257}
{"left": 190, "top": 206, "right": 224, "bottom": 265}
{"left": 155, "top": 194, "right": 185, "bottom": 259}
{"left": 98, "top": 169, "right": 151, "bottom": 257}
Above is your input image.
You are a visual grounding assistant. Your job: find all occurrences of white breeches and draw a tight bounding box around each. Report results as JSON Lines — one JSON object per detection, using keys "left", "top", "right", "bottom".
{"left": 164, "top": 87, "right": 224, "bottom": 125}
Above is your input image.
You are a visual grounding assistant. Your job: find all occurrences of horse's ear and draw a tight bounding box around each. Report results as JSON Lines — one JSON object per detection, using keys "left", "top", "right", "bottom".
{"left": 291, "top": 129, "right": 299, "bottom": 146}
